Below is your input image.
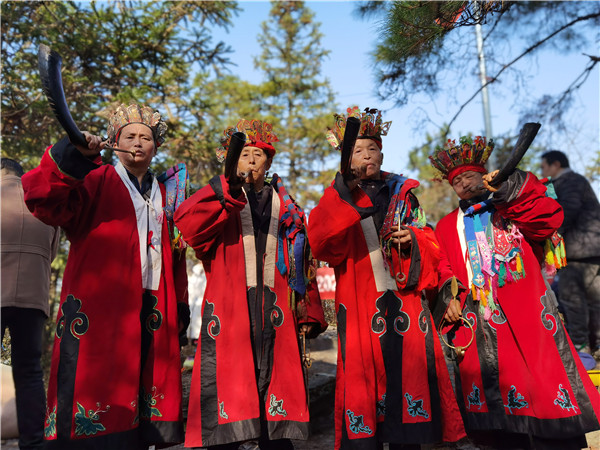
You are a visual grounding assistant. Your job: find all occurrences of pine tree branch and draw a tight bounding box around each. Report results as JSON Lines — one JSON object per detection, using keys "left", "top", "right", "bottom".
{"left": 443, "top": 11, "right": 600, "bottom": 136}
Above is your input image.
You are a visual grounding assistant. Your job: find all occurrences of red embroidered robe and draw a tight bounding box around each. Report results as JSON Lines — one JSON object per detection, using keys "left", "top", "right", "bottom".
{"left": 434, "top": 171, "right": 600, "bottom": 439}
{"left": 174, "top": 174, "right": 327, "bottom": 447}
{"left": 308, "top": 173, "right": 466, "bottom": 449}
{"left": 22, "top": 142, "right": 188, "bottom": 449}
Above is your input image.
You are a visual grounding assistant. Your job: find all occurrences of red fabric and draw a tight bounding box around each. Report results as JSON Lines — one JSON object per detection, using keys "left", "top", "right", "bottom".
{"left": 247, "top": 140, "right": 276, "bottom": 158}
{"left": 22, "top": 147, "right": 187, "bottom": 446}
{"left": 447, "top": 164, "right": 487, "bottom": 184}
{"left": 434, "top": 174, "right": 600, "bottom": 437}
{"left": 308, "top": 178, "right": 465, "bottom": 449}
{"left": 174, "top": 175, "right": 326, "bottom": 447}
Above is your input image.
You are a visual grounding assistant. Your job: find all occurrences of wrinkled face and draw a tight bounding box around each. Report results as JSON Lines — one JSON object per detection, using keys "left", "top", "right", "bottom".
{"left": 115, "top": 123, "right": 156, "bottom": 169}
{"left": 451, "top": 170, "right": 485, "bottom": 200}
{"left": 237, "top": 146, "right": 272, "bottom": 185}
{"left": 541, "top": 158, "right": 561, "bottom": 178}
{"left": 351, "top": 138, "right": 383, "bottom": 180}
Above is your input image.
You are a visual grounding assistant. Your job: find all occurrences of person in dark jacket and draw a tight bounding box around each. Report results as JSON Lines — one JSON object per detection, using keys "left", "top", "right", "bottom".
{"left": 541, "top": 150, "right": 600, "bottom": 361}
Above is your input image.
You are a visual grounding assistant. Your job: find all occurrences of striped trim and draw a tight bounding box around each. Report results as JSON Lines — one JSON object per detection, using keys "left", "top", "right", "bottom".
{"left": 263, "top": 189, "right": 280, "bottom": 288}
{"left": 360, "top": 218, "right": 397, "bottom": 292}
{"left": 240, "top": 191, "right": 257, "bottom": 287}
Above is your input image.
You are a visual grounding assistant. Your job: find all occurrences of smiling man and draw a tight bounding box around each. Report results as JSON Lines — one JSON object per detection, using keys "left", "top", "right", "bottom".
{"left": 22, "top": 103, "right": 189, "bottom": 450}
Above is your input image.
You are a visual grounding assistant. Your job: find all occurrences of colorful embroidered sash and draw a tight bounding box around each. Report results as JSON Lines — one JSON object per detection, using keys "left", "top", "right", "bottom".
{"left": 463, "top": 199, "right": 526, "bottom": 320}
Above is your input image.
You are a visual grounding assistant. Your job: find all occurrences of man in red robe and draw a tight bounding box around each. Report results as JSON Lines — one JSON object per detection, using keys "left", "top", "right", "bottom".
{"left": 308, "top": 107, "right": 466, "bottom": 450}
{"left": 22, "top": 103, "right": 189, "bottom": 450}
{"left": 174, "top": 120, "right": 327, "bottom": 449}
{"left": 430, "top": 136, "right": 600, "bottom": 449}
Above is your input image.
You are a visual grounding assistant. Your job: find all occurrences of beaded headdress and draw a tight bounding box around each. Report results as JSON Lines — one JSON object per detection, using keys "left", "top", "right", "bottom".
{"left": 326, "top": 106, "right": 392, "bottom": 151}
{"left": 216, "top": 119, "right": 279, "bottom": 162}
{"left": 429, "top": 136, "right": 494, "bottom": 184}
{"left": 106, "top": 103, "right": 168, "bottom": 147}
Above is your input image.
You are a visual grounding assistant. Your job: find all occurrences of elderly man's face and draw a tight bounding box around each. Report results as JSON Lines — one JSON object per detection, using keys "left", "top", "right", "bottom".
{"left": 116, "top": 123, "right": 156, "bottom": 169}
{"left": 451, "top": 170, "right": 485, "bottom": 200}
{"left": 351, "top": 138, "right": 383, "bottom": 180}
{"left": 237, "top": 146, "right": 271, "bottom": 186}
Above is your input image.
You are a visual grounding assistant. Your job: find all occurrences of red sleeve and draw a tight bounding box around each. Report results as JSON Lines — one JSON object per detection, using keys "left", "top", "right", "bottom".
{"left": 307, "top": 185, "right": 362, "bottom": 266}
{"left": 494, "top": 172, "right": 563, "bottom": 242}
{"left": 22, "top": 146, "right": 102, "bottom": 235}
{"left": 174, "top": 175, "right": 246, "bottom": 259}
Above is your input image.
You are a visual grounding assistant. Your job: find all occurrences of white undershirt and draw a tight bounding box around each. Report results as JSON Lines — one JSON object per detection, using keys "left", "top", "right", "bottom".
{"left": 114, "top": 162, "right": 163, "bottom": 291}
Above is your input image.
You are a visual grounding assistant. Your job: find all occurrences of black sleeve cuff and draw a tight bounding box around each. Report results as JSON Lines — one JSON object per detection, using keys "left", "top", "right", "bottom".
{"left": 50, "top": 137, "right": 100, "bottom": 180}
{"left": 492, "top": 169, "right": 528, "bottom": 205}
{"left": 333, "top": 171, "right": 377, "bottom": 219}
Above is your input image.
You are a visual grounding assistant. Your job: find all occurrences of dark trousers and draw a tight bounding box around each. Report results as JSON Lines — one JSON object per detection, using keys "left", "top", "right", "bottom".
{"left": 2, "top": 306, "right": 47, "bottom": 450}
{"left": 558, "top": 261, "right": 600, "bottom": 349}
{"left": 470, "top": 430, "right": 588, "bottom": 450}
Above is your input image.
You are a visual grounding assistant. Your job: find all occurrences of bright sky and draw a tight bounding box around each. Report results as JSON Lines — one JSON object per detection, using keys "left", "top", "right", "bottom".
{"left": 211, "top": 1, "right": 599, "bottom": 181}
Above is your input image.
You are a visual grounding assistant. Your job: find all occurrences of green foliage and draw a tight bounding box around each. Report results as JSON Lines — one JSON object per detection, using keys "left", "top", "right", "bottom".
{"left": 1, "top": 0, "right": 239, "bottom": 173}
{"left": 254, "top": 1, "right": 338, "bottom": 208}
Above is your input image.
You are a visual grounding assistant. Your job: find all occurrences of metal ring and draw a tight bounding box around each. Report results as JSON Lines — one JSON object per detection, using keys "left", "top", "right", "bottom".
{"left": 439, "top": 316, "right": 475, "bottom": 352}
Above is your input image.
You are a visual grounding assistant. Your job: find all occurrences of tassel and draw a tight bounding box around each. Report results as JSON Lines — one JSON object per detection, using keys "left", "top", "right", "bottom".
{"left": 516, "top": 253, "right": 523, "bottom": 274}
{"left": 544, "top": 240, "right": 554, "bottom": 266}
{"left": 484, "top": 305, "right": 492, "bottom": 321}
{"left": 481, "top": 288, "right": 488, "bottom": 307}
{"left": 498, "top": 261, "right": 507, "bottom": 287}
{"left": 505, "top": 264, "right": 514, "bottom": 283}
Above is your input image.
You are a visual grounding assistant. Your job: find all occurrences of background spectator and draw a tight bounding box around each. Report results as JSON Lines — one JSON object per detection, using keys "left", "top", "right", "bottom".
{"left": 1, "top": 157, "right": 59, "bottom": 450}
{"left": 541, "top": 150, "right": 600, "bottom": 362}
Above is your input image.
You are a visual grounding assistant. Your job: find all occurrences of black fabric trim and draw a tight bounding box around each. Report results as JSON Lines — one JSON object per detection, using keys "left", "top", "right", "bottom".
{"left": 200, "top": 418, "right": 261, "bottom": 447}
{"left": 340, "top": 422, "right": 378, "bottom": 450}
{"left": 208, "top": 175, "right": 226, "bottom": 209}
{"left": 200, "top": 301, "right": 220, "bottom": 442}
{"left": 337, "top": 304, "right": 347, "bottom": 368}
{"left": 177, "top": 301, "right": 191, "bottom": 347}
{"left": 492, "top": 169, "right": 528, "bottom": 205}
{"left": 50, "top": 137, "right": 100, "bottom": 180}
{"left": 139, "top": 419, "right": 184, "bottom": 445}
{"left": 266, "top": 419, "right": 309, "bottom": 440}
{"left": 403, "top": 227, "right": 421, "bottom": 291}
{"left": 44, "top": 428, "right": 141, "bottom": 450}
{"left": 333, "top": 172, "right": 377, "bottom": 219}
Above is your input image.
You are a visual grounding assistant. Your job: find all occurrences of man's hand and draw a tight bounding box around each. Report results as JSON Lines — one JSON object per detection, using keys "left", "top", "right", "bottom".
{"left": 443, "top": 299, "right": 462, "bottom": 324}
{"left": 482, "top": 169, "right": 500, "bottom": 193}
{"left": 75, "top": 131, "right": 106, "bottom": 157}
{"left": 344, "top": 164, "right": 366, "bottom": 191}
{"left": 299, "top": 323, "right": 316, "bottom": 337}
{"left": 390, "top": 225, "right": 412, "bottom": 249}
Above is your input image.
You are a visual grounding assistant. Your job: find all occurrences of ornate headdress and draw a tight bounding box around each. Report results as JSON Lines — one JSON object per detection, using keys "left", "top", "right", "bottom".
{"left": 326, "top": 106, "right": 392, "bottom": 150}
{"left": 107, "top": 103, "right": 168, "bottom": 147}
{"left": 429, "top": 135, "right": 494, "bottom": 184}
{"left": 216, "top": 119, "right": 279, "bottom": 162}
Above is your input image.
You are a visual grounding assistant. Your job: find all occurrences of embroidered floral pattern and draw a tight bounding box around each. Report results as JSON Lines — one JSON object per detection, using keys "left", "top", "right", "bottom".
{"left": 44, "top": 406, "right": 57, "bottom": 438}
{"left": 554, "top": 384, "right": 577, "bottom": 412}
{"left": 56, "top": 295, "right": 89, "bottom": 339}
{"left": 346, "top": 409, "right": 373, "bottom": 435}
{"left": 467, "top": 383, "right": 485, "bottom": 410}
{"left": 268, "top": 394, "right": 287, "bottom": 417}
{"left": 219, "top": 401, "right": 229, "bottom": 419}
{"left": 376, "top": 394, "right": 386, "bottom": 417}
{"left": 74, "top": 402, "right": 109, "bottom": 436}
{"left": 504, "top": 385, "right": 528, "bottom": 414}
{"left": 145, "top": 295, "right": 163, "bottom": 333}
{"left": 140, "top": 386, "right": 164, "bottom": 419}
{"left": 405, "top": 393, "right": 429, "bottom": 418}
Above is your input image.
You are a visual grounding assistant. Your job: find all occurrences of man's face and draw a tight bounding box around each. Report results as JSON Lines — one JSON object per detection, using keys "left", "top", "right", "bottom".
{"left": 116, "top": 123, "right": 156, "bottom": 169}
{"left": 451, "top": 170, "right": 485, "bottom": 200}
{"left": 541, "top": 158, "right": 561, "bottom": 178}
{"left": 351, "top": 138, "right": 383, "bottom": 180}
{"left": 237, "top": 146, "right": 271, "bottom": 185}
